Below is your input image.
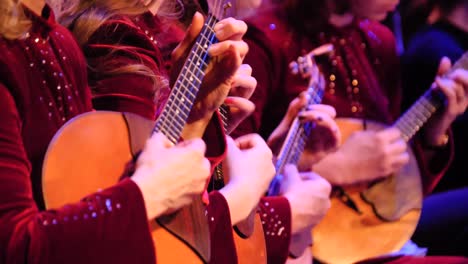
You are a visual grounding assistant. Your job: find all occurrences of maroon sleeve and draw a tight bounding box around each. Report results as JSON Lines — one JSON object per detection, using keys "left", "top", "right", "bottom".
{"left": 0, "top": 84, "right": 154, "bottom": 264}
{"left": 206, "top": 191, "right": 237, "bottom": 264}
{"left": 259, "top": 196, "right": 292, "bottom": 264}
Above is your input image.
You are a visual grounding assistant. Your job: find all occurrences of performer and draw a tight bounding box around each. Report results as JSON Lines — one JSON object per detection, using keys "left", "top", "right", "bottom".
{"left": 59, "top": 0, "right": 340, "bottom": 262}
{"left": 402, "top": 0, "right": 468, "bottom": 256}
{"left": 233, "top": 0, "right": 468, "bottom": 262}
{"left": 0, "top": 0, "right": 219, "bottom": 263}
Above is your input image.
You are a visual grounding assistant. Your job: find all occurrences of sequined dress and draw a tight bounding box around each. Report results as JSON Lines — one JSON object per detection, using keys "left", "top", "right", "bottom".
{"left": 0, "top": 6, "right": 155, "bottom": 264}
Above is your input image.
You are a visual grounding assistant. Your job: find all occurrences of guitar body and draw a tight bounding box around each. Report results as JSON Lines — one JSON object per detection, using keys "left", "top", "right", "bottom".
{"left": 42, "top": 111, "right": 209, "bottom": 263}
{"left": 312, "top": 118, "right": 422, "bottom": 264}
{"left": 233, "top": 210, "right": 267, "bottom": 263}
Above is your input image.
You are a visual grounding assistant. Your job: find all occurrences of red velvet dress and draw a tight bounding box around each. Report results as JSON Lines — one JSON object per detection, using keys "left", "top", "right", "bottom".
{"left": 234, "top": 7, "right": 452, "bottom": 195}
{"left": 81, "top": 12, "right": 292, "bottom": 264}
{"left": 233, "top": 5, "right": 466, "bottom": 264}
{"left": 0, "top": 6, "right": 154, "bottom": 264}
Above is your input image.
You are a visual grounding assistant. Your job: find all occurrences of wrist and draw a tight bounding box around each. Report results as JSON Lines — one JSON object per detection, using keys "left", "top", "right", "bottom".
{"left": 219, "top": 180, "right": 257, "bottom": 225}
{"left": 131, "top": 169, "right": 166, "bottom": 220}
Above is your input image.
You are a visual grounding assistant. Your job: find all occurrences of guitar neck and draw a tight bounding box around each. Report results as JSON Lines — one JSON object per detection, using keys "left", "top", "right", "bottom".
{"left": 268, "top": 84, "right": 324, "bottom": 196}
{"left": 394, "top": 51, "right": 468, "bottom": 142}
{"left": 153, "top": 14, "right": 219, "bottom": 143}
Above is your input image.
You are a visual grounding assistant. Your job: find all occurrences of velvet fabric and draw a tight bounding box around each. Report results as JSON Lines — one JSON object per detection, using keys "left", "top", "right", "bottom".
{"left": 0, "top": 6, "right": 154, "bottom": 264}
{"left": 81, "top": 12, "right": 292, "bottom": 263}
{"left": 233, "top": 5, "right": 466, "bottom": 264}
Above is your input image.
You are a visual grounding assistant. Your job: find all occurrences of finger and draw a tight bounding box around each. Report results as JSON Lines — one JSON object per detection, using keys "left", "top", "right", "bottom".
{"left": 213, "top": 17, "right": 248, "bottom": 41}
{"left": 147, "top": 132, "right": 174, "bottom": 149}
{"left": 224, "top": 96, "right": 256, "bottom": 116}
{"left": 230, "top": 74, "right": 257, "bottom": 99}
{"left": 172, "top": 12, "right": 205, "bottom": 61}
{"left": 386, "top": 139, "right": 407, "bottom": 155}
{"left": 177, "top": 138, "right": 207, "bottom": 156}
{"left": 437, "top": 56, "right": 452, "bottom": 76}
{"left": 283, "top": 164, "right": 302, "bottom": 183}
{"left": 391, "top": 152, "right": 410, "bottom": 171}
{"left": 306, "top": 104, "right": 337, "bottom": 118}
{"left": 377, "top": 127, "right": 402, "bottom": 143}
{"left": 236, "top": 64, "right": 253, "bottom": 76}
{"left": 436, "top": 77, "right": 458, "bottom": 113}
{"left": 224, "top": 97, "right": 256, "bottom": 133}
{"left": 234, "top": 133, "right": 268, "bottom": 151}
{"left": 285, "top": 92, "right": 309, "bottom": 122}
{"left": 208, "top": 40, "right": 249, "bottom": 60}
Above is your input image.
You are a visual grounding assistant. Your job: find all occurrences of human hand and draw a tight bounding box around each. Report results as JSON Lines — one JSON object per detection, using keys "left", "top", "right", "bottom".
{"left": 424, "top": 57, "right": 468, "bottom": 147}
{"left": 171, "top": 13, "right": 248, "bottom": 124}
{"left": 267, "top": 92, "right": 340, "bottom": 166}
{"left": 219, "top": 134, "right": 275, "bottom": 224}
{"left": 131, "top": 132, "right": 211, "bottom": 220}
{"left": 280, "top": 165, "right": 331, "bottom": 234}
{"left": 315, "top": 127, "right": 409, "bottom": 185}
{"left": 220, "top": 64, "right": 257, "bottom": 134}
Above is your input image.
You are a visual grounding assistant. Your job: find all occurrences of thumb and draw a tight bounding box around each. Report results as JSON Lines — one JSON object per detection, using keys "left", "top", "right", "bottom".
{"left": 437, "top": 56, "right": 452, "bottom": 77}
{"left": 147, "top": 132, "right": 173, "bottom": 150}
{"left": 172, "top": 12, "right": 204, "bottom": 60}
{"left": 282, "top": 164, "right": 302, "bottom": 184}
{"left": 177, "top": 138, "right": 207, "bottom": 155}
{"left": 225, "top": 136, "right": 241, "bottom": 156}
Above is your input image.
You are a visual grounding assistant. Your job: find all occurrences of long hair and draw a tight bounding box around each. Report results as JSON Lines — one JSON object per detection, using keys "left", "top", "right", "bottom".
{"left": 0, "top": 0, "right": 31, "bottom": 40}
{"left": 58, "top": 0, "right": 181, "bottom": 99}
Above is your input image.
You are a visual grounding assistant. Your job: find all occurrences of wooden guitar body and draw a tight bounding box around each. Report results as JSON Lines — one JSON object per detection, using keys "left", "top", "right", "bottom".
{"left": 42, "top": 111, "right": 210, "bottom": 263}
{"left": 312, "top": 118, "right": 422, "bottom": 264}
{"left": 233, "top": 210, "right": 267, "bottom": 263}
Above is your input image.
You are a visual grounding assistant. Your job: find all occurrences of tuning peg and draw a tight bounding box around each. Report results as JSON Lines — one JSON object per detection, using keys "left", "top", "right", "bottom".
{"left": 289, "top": 61, "right": 299, "bottom": 75}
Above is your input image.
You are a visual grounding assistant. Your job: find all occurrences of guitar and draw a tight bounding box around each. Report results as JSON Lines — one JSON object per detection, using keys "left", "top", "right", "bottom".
{"left": 312, "top": 51, "right": 468, "bottom": 264}
{"left": 42, "top": 1, "right": 235, "bottom": 263}
{"left": 266, "top": 44, "right": 332, "bottom": 259}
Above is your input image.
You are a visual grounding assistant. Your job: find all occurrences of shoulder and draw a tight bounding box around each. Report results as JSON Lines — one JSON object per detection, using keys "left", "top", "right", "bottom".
{"left": 404, "top": 24, "right": 464, "bottom": 66}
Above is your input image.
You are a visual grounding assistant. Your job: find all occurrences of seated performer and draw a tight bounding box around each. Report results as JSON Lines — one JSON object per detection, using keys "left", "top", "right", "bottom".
{"left": 233, "top": 0, "right": 468, "bottom": 263}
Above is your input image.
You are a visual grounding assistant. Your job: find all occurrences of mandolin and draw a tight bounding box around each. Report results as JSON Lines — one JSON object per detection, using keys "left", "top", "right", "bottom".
{"left": 267, "top": 44, "right": 332, "bottom": 260}
{"left": 312, "top": 51, "right": 468, "bottom": 264}
{"left": 42, "top": 1, "right": 236, "bottom": 263}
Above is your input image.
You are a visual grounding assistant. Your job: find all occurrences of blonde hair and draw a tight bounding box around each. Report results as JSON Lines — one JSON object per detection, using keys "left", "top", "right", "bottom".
{"left": 0, "top": 0, "right": 32, "bottom": 40}
{"left": 58, "top": 0, "right": 180, "bottom": 100}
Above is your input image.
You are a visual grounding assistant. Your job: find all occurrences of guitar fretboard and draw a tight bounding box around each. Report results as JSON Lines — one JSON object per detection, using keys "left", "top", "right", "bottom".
{"left": 153, "top": 14, "right": 219, "bottom": 143}
{"left": 394, "top": 51, "right": 468, "bottom": 142}
{"left": 268, "top": 84, "right": 324, "bottom": 196}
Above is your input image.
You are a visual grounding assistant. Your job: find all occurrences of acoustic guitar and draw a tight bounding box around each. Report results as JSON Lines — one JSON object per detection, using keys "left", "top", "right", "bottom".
{"left": 312, "top": 51, "right": 468, "bottom": 264}
{"left": 267, "top": 44, "right": 332, "bottom": 259}
{"left": 42, "top": 1, "right": 235, "bottom": 263}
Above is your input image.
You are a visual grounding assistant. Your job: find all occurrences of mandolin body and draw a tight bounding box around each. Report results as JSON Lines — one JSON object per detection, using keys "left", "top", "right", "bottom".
{"left": 312, "top": 118, "right": 422, "bottom": 264}
{"left": 42, "top": 111, "right": 210, "bottom": 263}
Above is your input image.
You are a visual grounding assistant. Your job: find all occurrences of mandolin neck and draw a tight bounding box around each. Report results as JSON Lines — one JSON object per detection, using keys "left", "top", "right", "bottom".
{"left": 268, "top": 84, "right": 324, "bottom": 196}
{"left": 153, "top": 14, "right": 219, "bottom": 143}
{"left": 393, "top": 51, "right": 468, "bottom": 142}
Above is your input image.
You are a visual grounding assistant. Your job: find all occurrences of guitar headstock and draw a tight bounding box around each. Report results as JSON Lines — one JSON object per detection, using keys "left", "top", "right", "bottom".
{"left": 289, "top": 44, "right": 333, "bottom": 103}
